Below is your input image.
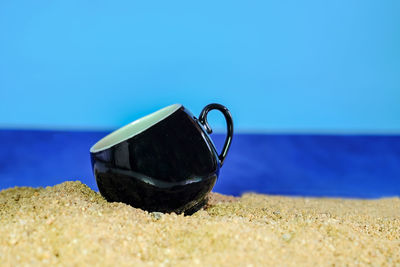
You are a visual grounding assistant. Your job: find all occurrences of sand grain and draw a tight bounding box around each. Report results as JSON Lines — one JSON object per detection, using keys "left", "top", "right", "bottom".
{"left": 1, "top": 181, "right": 399, "bottom": 266}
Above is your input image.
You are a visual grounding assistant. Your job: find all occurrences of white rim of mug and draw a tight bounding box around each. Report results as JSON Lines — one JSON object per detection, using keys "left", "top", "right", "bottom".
{"left": 90, "top": 104, "right": 182, "bottom": 153}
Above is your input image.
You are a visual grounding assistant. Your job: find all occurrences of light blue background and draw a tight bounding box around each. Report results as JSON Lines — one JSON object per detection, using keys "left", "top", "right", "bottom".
{"left": 1, "top": 0, "right": 399, "bottom": 132}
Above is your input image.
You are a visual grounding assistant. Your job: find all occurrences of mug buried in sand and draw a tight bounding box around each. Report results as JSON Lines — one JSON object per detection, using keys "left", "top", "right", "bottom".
{"left": 90, "top": 103, "right": 233, "bottom": 214}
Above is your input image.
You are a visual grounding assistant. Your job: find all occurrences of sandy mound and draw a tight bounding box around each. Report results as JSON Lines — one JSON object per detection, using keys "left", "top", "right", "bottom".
{"left": 0, "top": 181, "right": 399, "bottom": 266}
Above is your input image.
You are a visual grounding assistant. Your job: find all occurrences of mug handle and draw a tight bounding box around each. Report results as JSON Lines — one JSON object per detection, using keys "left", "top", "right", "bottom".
{"left": 199, "top": 103, "right": 233, "bottom": 167}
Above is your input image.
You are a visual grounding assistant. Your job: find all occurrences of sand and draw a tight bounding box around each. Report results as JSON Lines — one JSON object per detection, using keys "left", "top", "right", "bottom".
{"left": 0, "top": 181, "right": 399, "bottom": 266}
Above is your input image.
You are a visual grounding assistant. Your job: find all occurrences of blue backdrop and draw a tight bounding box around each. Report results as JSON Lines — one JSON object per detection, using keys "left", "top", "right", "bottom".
{"left": 1, "top": 130, "right": 399, "bottom": 198}
{"left": 1, "top": 0, "right": 399, "bottom": 132}
{"left": 0, "top": 1, "right": 399, "bottom": 197}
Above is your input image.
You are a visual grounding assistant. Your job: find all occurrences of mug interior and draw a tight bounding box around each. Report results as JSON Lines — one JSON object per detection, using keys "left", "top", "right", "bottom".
{"left": 90, "top": 104, "right": 182, "bottom": 153}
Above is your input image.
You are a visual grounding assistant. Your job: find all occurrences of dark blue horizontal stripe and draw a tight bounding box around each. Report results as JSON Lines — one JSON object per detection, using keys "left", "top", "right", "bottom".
{"left": 0, "top": 129, "right": 399, "bottom": 198}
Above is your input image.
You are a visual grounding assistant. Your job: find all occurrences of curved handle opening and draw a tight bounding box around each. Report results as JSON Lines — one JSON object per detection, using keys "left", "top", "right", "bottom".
{"left": 199, "top": 103, "right": 233, "bottom": 167}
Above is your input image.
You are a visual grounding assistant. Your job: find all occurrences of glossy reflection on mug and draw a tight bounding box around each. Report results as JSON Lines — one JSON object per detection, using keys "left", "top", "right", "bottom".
{"left": 90, "top": 103, "right": 233, "bottom": 214}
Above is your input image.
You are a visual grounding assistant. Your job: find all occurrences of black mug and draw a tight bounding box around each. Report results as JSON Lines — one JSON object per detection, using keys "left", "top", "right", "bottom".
{"left": 90, "top": 103, "right": 233, "bottom": 214}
